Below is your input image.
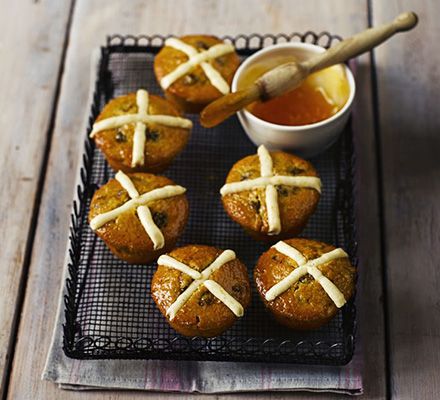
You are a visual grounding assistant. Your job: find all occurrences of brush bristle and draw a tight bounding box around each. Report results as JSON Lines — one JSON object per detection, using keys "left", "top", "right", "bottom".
{"left": 200, "top": 88, "right": 259, "bottom": 128}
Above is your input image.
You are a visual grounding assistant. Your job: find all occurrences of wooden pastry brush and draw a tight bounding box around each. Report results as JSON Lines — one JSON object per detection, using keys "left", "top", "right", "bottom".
{"left": 200, "top": 11, "right": 418, "bottom": 128}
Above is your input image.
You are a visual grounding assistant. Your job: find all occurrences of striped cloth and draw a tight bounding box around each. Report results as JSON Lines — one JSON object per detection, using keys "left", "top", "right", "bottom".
{"left": 43, "top": 348, "right": 363, "bottom": 393}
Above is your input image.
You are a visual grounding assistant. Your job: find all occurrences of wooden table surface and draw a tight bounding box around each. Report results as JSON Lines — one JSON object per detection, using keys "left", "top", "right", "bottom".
{"left": 1, "top": 0, "right": 438, "bottom": 399}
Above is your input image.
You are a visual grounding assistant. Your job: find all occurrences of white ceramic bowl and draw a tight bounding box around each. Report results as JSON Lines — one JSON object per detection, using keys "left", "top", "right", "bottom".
{"left": 232, "top": 42, "right": 356, "bottom": 158}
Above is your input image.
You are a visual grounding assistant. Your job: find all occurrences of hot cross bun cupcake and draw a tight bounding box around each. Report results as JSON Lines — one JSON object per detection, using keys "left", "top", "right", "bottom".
{"left": 88, "top": 171, "right": 189, "bottom": 264}
{"left": 154, "top": 35, "right": 240, "bottom": 113}
{"left": 151, "top": 245, "right": 251, "bottom": 337}
{"left": 220, "top": 145, "right": 321, "bottom": 242}
{"left": 254, "top": 238, "right": 355, "bottom": 330}
{"left": 90, "top": 89, "right": 192, "bottom": 173}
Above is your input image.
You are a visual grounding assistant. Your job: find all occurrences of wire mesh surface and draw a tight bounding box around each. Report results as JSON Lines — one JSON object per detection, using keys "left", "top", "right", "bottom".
{"left": 63, "top": 33, "right": 357, "bottom": 365}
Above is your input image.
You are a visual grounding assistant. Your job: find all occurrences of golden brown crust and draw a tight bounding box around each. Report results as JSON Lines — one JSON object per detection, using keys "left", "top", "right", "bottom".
{"left": 92, "top": 93, "right": 190, "bottom": 173}
{"left": 88, "top": 173, "right": 189, "bottom": 264}
{"left": 221, "top": 150, "right": 320, "bottom": 242}
{"left": 254, "top": 238, "right": 355, "bottom": 330}
{"left": 151, "top": 245, "right": 251, "bottom": 337}
{"left": 154, "top": 35, "right": 240, "bottom": 113}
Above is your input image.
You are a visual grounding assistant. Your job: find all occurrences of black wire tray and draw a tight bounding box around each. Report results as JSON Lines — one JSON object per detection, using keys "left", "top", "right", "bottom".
{"left": 63, "top": 32, "right": 358, "bottom": 365}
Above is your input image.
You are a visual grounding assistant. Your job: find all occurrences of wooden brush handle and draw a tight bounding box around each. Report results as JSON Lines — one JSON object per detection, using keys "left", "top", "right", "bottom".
{"left": 304, "top": 11, "right": 418, "bottom": 73}
{"left": 241, "top": 12, "right": 418, "bottom": 102}
{"left": 200, "top": 11, "right": 418, "bottom": 128}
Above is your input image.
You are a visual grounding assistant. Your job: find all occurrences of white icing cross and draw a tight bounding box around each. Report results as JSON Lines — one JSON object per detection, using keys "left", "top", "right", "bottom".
{"left": 220, "top": 145, "right": 322, "bottom": 235}
{"left": 89, "top": 89, "right": 193, "bottom": 167}
{"left": 158, "top": 250, "right": 244, "bottom": 320}
{"left": 160, "top": 38, "right": 235, "bottom": 94}
{"left": 90, "top": 171, "right": 186, "bottom": 250}
{"left": 265, "top": 241, "right": 349, "bottom": 308}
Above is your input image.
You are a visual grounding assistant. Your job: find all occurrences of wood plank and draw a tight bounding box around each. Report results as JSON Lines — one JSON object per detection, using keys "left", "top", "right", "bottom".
{"left": 371, "top": 1, "right": 440, "bottom": 398}
{"left": 351, "top": 52, "right": 387, "bottom": 399}
{"left": 0, "top": 0, "right": 73, "bottom": 396}
{"left": 6, "top": 1, "right": 384, "bottom": 399}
